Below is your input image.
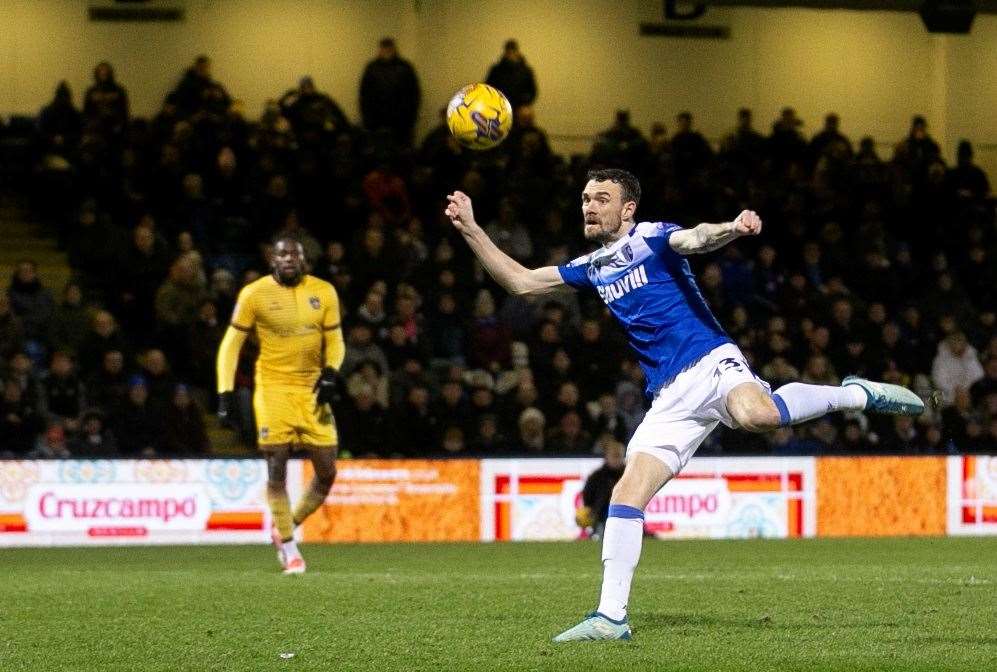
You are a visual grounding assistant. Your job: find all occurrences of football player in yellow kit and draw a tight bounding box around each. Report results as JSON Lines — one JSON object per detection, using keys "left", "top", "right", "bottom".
{"left": 216, "top": 238, "right": 345, "bottom": 574}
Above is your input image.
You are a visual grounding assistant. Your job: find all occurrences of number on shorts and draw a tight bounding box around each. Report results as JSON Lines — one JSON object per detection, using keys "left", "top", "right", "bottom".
{"left": 714, "top": 357, "right": 744, "bottom": 378}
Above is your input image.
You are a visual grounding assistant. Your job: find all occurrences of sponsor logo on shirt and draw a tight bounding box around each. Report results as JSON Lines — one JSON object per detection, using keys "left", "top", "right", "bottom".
{"left": 596, "top": 264, "right": 649, "bottom": 304}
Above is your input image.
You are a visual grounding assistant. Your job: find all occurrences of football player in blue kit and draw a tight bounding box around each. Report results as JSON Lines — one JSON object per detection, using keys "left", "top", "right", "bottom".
{"left": 445, "top": 168, "right": 924, "bottom": 642}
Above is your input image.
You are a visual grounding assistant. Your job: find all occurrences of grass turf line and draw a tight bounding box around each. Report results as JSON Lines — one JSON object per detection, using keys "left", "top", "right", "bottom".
{"left": 1, "top": 537, "right": 995, "bottom": 672}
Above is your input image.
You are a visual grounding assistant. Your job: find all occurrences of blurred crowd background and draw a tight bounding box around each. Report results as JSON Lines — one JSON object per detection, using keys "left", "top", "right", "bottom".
{"left": 0, "top": 37, "right": 994, "bottom": 459}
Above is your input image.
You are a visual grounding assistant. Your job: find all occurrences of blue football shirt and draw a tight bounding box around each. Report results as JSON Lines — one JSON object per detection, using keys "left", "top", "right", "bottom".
{"left": 557, "top": 221, "right": 732, "bottom": 398}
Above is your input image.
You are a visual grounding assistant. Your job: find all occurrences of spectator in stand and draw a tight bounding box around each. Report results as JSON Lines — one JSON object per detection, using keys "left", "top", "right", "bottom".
{"left": 78, "top": 311, "right": 130, "bottom": 378}
{"left": 278, "top": 76, "right": 350, "bottom": 139}
{"left": 719, "top": 108, "right": 767, "bottom": 175}
{"left": 83, "top": 62, "right": 129, "bottom": 137}
{"left": 341, "top": 323, "right": 390, "bottom": 379}
{"left": 485, "top": 39, "right": 537, "bottom": 109}
{"left": 0, "top": 293, "right": 25, "bottom": 361}
{"left": 590, "top": 110, "right": 649, "bottom": 171}
{"left": 87, "top": 349, "right": 130, "bottom": 420}
{"left": 768, "top": 106, "right": 807, "bottom": 169}
{"left": 155, "top": 256, "right": 210, "bottom": 335}
{"left": 5, "top": 352, "right": 43, "bottom": 416}
{"left": 946, "top": 140, "right": 990, "bottom": 202}
{"left": 49, "top": 282, "right": 89, "bottom": 358}
{"left": 169, "top": 55, "right": 230, "bottom": 118}
{"left": 484, "top": 199, "right": 533, "bottom": 263}
{"left": 184, "top": 300, "right": 225, "bottom": 396}
{"left": 504, "top": 104, "right": 553, "bottom": 176}
{"left": 138, "top": 348, "right": 177, "bottom": 415}
{"left": 468, "top": 289, "right": 512, "bottom": 372}
{"left": 115, "top": 376, "right": 162, "bottom": 456}
{"left": 67, "top": 201, "right": 120, "bottom": 299}
{"left": 809, "top": 112, "right": 853, "bottom": 165}
{"left": 586, "top": 393, "right": 628, "bottom": 443}
{"left": 1, "top": 378, "right": 43, "bottom": 456}
{"left": 941, "top": 388, "right": 983, "bottom": 450}
{"left": 546, "top": 410, "right": 592, "bottom": 455}
{"left": 390, "top": 385, "right": 435, "bottom": 456}
{"left": 41, "top": 351, "right": 86, "bottom": 434}
{"left": 428, "top": 292, "right": 465, "bottom": 364}
{"left": 38, "top": 81, "right": 82, "bottom": 152}
{"left": 436, "top": 425, "right": 467, "bottom": 455}
{"left": 969, "top": 357, "right": 997, "bottom": 407}
{"left": 118, "top": 222, "right": 171, "bottom": 338}
{"left": 893, "top": 115, "right": 940, "bottom": 178}
{"left": 469, "top": 414, "right": 510, "bottom": 455}
{"left": 931, "top": 332, "right": 985, "bottom": 406}
{"left": 162, "top": 384, "right": 209, "bottom": 455}
{"left": 32, "top": 424, "right": 71, "bottom": 459}
{"left": 670, "top": 111, "right": 713, "bottom": 178}
{"left": 359, "top": 38, "right": 420, "bottom": 147}
{"left": 517, "top": 407, "right": 546, "bottom": 453}
{"left": 577, "top": 437, "right": 626, "bottom": 537}
{"left": 341, "top": 379, "right": 389, "bottom": 457}
{"left": 70, "top": 410, "right": 118, "bottom": 457}
{"left": 839, "top": 419, "right": 875, "bottom": 453}
{"left": 7, "top": 261, "right": 55, "bottom": 351}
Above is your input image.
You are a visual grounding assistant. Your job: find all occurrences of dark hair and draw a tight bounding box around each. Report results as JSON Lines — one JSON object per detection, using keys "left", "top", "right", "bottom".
{"left": 586, "top": 168, "right": 641, "bottom": 208}
{"left": 271, "top": 235, "right": 304, "bottom": 250}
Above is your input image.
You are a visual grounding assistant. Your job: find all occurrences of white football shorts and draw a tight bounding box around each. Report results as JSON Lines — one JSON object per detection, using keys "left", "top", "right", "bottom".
{"left": 626, "top": 343, "right": 771, "bottom": 476}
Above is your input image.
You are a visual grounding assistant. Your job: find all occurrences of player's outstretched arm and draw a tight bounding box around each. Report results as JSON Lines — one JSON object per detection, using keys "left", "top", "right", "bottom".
{"left": 444, "top": 190, "right": 565, "bottom": 295}
{"left": 668, "top": 209, "right": 762, "bottom": 255}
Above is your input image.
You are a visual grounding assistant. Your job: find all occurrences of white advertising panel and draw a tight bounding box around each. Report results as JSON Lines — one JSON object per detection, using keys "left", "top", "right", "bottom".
{"left": 947, "top": 455, "right": 997, "bottom": 536}
{"left": 480, "top": 457, "right": 816, "bottom": 541}
{"left": 0, "top": 459, "right": 298, "bottom": 547}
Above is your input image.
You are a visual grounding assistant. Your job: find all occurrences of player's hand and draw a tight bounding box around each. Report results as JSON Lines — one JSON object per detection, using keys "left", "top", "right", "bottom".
{"left": 732, "top": 210, "right": 762, "bottom": 237}
{"left": 444, "top": 191, "right": 477, "bottom": 234}
{"left": 314, "top": 366, "right": 342, "bottom": 407}
{"left": 217, "top": 391, "right": 236, "bottom": 426}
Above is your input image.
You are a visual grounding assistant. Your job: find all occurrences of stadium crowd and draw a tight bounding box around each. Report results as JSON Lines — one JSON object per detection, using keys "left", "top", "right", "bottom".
{"left": 1, "top": 39, "right": 995, "bottom": 459}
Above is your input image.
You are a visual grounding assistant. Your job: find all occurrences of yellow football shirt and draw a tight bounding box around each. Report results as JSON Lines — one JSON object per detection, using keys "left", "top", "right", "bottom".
{"left": 218, "top": 274, "right": 344, "bottom": 390}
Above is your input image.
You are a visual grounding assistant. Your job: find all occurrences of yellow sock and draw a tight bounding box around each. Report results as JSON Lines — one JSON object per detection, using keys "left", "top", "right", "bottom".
{"left": 267, "top": 485, "right": 293, "bottom": 541}
{"left": 292, "top": 484, "right": 328, "bottom": 527}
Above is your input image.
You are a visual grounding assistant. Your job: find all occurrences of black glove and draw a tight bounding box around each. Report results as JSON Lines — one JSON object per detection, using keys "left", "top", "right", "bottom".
{"left": 313, "top": 367, "right": 342, "bottom": 407}
{"left": 217, "top": 391, "right": 236, "bottom": 425}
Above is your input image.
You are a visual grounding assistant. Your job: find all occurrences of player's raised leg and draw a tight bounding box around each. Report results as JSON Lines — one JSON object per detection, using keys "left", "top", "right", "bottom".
{"left": 726, "top": 377, "right": 924, "bottom": 432}
{"left": 553, "top": 452, "right": 673, "bottom": 642}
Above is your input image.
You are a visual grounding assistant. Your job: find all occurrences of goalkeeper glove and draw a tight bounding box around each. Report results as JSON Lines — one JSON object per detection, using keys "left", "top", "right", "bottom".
{"left": 313, "top": 367, "right": 342, "bottom": 407}
{"left": 575, "top": 505, "right": 595, "bottom": 529}
{"left": 217, "top": 391, "right": 236, "bottom": 426}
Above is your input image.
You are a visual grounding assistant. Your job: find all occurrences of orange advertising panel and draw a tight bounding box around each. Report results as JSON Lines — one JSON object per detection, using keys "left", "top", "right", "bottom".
{"left": 817, "top": 456, "right": 946, "bottom": 537}
{"left": 301, "top": 460, "right": 479, "bottom": 542}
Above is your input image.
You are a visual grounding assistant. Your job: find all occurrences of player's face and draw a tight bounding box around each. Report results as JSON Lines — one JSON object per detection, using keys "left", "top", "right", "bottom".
{"left": 581, "top": 180, "right": 634, "bottom": 245}
{"left": 272, "top": 240, "right": 305, "bottom": 285}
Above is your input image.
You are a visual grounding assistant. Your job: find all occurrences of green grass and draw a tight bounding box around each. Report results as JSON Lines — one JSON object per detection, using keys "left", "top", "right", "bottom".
{"left": 1, "top": 538, "right": 995, "bottom": 671}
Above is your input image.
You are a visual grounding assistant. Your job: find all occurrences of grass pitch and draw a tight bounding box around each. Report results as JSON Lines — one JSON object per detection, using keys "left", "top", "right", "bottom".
{"left": 1, "top": 537, "right": 995, "bottom": 671}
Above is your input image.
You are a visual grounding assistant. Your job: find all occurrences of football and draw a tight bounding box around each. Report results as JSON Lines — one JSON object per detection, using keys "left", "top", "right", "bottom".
{"left": 446, "top": 83, "right": 513, "bottom": 150}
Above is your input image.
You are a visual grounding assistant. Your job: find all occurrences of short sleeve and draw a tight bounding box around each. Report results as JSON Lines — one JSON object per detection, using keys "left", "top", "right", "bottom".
{"left": 230, "top": 286, "right": 256, "bottom": 331}
{"left": 557, "top": 254, "right": 593, "bottom": 290}
{"left": 642, "top": 221, "right": 683, "bottom": 257}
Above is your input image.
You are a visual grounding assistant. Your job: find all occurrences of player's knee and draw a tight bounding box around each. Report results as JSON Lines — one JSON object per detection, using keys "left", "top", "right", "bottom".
{"left": 732, "top": 403, "right": 781, "bottom": 433}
